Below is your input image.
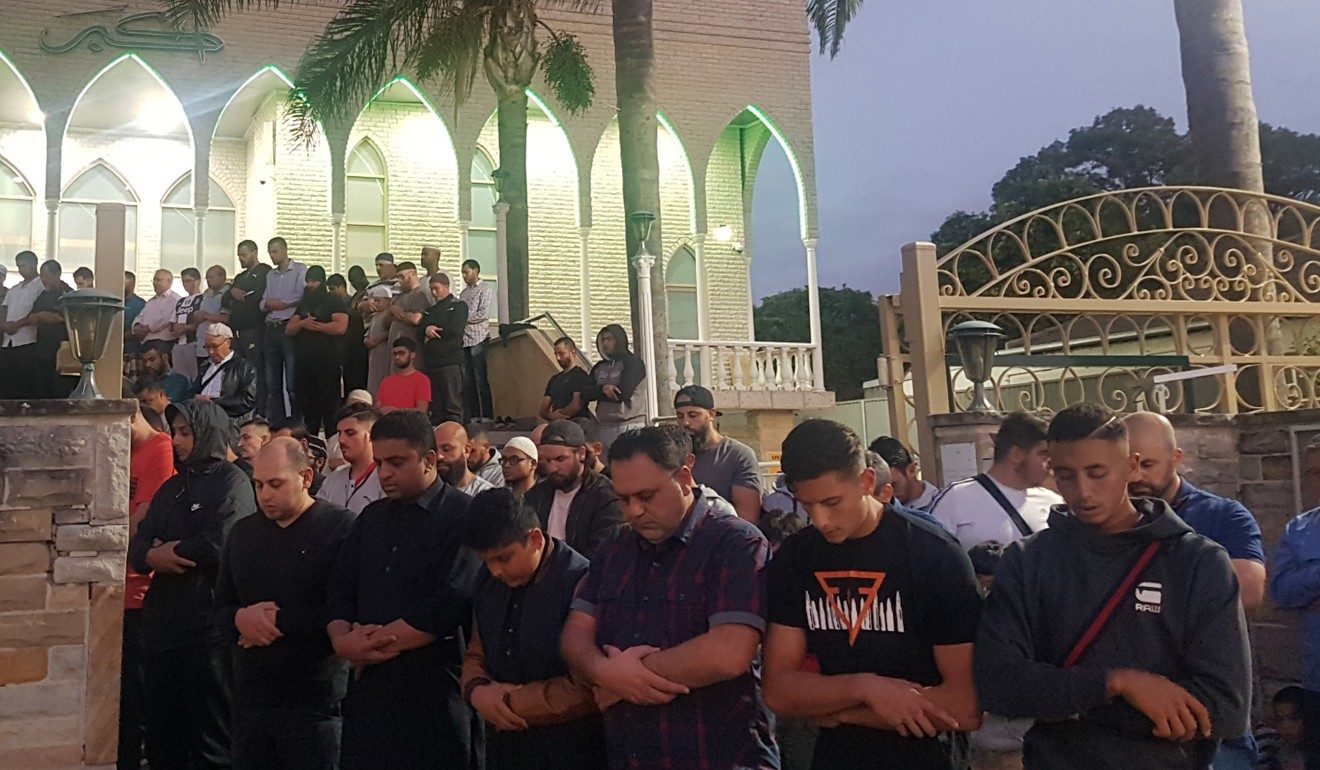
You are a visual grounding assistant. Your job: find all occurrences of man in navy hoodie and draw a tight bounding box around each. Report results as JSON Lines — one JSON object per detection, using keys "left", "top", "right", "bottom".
{"left": 974, "top": 403, "right": 1250, "bottom": 770}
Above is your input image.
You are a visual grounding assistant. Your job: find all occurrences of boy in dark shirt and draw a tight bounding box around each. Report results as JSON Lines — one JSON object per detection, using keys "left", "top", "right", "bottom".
{"left": 215, "top": 438, "right": 356, "bottom": 769}
{"left": 459, "top": 489, "right": 606, "bottom": 770}
{"left": 974, "top": 404, "right": 1250, "bottom": 770}
{"left": 762, "top": 419, "right": 983, "bottom": 770}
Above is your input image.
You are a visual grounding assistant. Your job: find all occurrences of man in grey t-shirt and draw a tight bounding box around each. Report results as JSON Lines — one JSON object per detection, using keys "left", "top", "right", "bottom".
{"left": 674, "top": 385, "right": 763, "bottom": 522}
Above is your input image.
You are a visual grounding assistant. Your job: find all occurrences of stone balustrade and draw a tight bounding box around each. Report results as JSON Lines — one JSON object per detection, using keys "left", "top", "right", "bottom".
{"left": 0, "top": 399, "right": 136, "bottom": 770}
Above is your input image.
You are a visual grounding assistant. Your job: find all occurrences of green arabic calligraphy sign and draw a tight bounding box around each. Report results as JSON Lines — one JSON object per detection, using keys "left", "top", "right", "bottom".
{"left": 40, "top": 12, "right": 224, "bottom": 60}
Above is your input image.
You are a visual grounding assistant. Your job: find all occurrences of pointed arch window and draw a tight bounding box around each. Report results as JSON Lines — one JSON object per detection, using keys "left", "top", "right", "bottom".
{"left": 59, "top": 163, "right": 137, "bottom": 273}
{"left": 466, "top": 146, "right": 499, "bottom": 317}
{"left": 665, "top": 247, "right": 699, "bottom": 340}
{"left": 0, "top": 158, "right": 33, "bottom": 258}
{"left": 346, "top": 140, "right": 387, "bottom": 273}
{"left": 161, "top": 175, "right": 237, "bottom": 273}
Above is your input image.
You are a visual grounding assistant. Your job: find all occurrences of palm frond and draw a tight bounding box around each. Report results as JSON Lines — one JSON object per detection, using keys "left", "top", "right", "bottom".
{"left": 159, "top": 0, "right": 289, "bottom": 30}
{"left": 806, "top": 0, "right": 864, "bottom": 58}
{"left": 415, "top": 3, "right": 491, "bottom": 107}
{"left": 539, "top": 28, "right": 594, "bottom": 116}
{"left": 537, "top": 0, "right": 605, "bottom": 13}
{"left": 286, "top": 0, "right": 447, "bottom": 144}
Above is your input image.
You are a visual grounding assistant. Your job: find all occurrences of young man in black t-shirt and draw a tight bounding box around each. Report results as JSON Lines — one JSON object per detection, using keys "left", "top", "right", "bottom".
{"left": 763, "top": 419, "right": 983, "bottom": 770}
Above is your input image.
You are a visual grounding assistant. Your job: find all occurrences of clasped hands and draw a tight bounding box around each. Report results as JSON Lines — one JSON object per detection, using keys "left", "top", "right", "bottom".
{"left": 590, "top": 644, "right": 688, "bottom": 713}
{"left": 235, "top": 601, "right": 283, "bottom": 648}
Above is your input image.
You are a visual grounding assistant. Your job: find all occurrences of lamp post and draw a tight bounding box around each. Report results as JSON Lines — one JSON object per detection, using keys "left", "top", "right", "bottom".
{"left": 629, "top": 211, "right": 659, "bottom": 420}
{"left": 491, "top": 169, "right": 511, "bottom": 324}
{"left": 60, "top": 289, "right": 124, "bottom": 399}
{"left": 950, "top": 320, "right": 1003, "bottom": 412}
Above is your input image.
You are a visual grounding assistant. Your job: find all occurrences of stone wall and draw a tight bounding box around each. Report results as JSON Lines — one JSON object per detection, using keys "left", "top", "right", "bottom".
{"left": 0, "top": 400, "right": 135, "bottom": 770}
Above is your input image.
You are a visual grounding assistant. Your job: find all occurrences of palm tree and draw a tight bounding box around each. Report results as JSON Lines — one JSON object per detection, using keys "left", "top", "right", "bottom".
{"left": 162, "top": 0, "right": 595, "bottom": 323}
{"left": 612, "top": 0, "right": 670, "bottom": 407}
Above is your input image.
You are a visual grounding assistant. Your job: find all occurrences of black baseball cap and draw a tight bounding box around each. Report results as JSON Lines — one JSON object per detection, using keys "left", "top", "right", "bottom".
{"left": 540, "top": 420, "right": 586, "bottom": 448}
{"left": 674, "top": 385, "right": 719, "bottom": 414}
{"left": 375, "top": 252, "right": 394, "bottom": 264}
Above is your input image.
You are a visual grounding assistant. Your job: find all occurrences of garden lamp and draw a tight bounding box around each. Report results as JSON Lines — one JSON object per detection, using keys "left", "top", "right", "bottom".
{"left": 951, "top": 320, "right": 1003, "bottom": 412}
{"left": 60, "top": 289, "right": 124, "bottom": 399}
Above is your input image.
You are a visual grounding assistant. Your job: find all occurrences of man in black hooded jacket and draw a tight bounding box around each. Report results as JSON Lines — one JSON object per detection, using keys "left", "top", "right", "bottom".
{"left": 973, "top": 403, "right": 1250, "bottom": 770}
{"left": 128, "top": 399, "right": 257, "bottom": 770}
{"left": 581, "top": 324, "right": 647, "bottom": 451}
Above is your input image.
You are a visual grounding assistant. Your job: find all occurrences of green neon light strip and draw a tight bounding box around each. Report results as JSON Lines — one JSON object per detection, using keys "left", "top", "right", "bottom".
{"left": 525, "top": 89, "right": 561, "bottom": 128}
{"left": 0, "top": 49, "right": 43, "bottom": 122}
{"left": 67, "top": 53, "right": 195, "bottom": 149}
{"left": 746, "top": 105, "right": 808, "bottom": 239}
{"left": 656, "top": 112, "right": 697, "bottom": 234}
{"left": 210, "top": 65, "right": 295, "bottom": 142}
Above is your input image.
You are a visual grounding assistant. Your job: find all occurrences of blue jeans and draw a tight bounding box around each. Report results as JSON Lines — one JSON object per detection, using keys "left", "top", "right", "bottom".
{"left": 263, "top": 324, "right": 298, "bottom": 425}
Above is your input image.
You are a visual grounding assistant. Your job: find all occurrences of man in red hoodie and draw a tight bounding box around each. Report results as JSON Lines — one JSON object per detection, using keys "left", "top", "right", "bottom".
{"left": 121, "top": 404, "right": 176, "bottom": 770}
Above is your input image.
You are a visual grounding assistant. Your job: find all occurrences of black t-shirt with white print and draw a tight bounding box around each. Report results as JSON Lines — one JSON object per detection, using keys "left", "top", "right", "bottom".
{"left": 767, "top": 505, "right": 983, "bottom": 769}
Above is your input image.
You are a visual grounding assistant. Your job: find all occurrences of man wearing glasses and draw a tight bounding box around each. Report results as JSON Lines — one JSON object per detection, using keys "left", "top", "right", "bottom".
{"left": 194, "top": 323, "right": 258, "bottom": 431}
{"left": 499, "top": 436, "right": 539, "bottom": 497}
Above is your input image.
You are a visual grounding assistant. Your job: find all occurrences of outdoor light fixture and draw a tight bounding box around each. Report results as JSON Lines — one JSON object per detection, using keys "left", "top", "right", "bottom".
{"left": 628, "top": 210, "right": 656, "bottom": 249}
{"left": 713, "top": 224, "right": 734, "bottom": 242}
{"left": 491, "top": 169, "right": 509, "bottom": 202}
{"left": 60, "top": 289, "right": 124, "bottom": 399}
{"left": 950, "top": 320, "right": 1003, "bottom": 412}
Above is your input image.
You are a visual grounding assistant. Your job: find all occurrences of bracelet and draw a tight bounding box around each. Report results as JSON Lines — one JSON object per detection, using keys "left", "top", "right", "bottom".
{"left": 463, "top": 677, "right": 493, "bottom": 707}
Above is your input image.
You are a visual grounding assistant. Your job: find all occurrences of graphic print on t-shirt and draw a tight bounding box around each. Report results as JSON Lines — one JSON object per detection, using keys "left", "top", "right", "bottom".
{"left": 808, "top": 570, "right": 904, "bottom": 645}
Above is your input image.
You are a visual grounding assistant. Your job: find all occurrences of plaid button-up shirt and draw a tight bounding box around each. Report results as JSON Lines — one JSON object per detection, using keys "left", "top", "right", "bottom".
{"left": 459, "top": 279, "right": 491, "bottom": 347}
{"left": 572, "top": 490, "right": 779, "bottom": 770}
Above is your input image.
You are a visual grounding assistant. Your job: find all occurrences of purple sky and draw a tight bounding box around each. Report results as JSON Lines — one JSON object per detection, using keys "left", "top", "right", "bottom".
{"left": 750, "top": 0, "right": 1320, "bottom": 301}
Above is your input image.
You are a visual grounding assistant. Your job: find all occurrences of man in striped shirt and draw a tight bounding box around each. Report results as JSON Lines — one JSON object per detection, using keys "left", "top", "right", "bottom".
{"left": 460, "top": 259, "right": 494, "bottom": 421}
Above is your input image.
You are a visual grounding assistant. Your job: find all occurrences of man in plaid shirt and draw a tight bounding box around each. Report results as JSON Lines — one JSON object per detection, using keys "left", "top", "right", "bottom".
{"left": 460, "top": 259, "right": 494, "bottom": 421}
{"left": 562, "top": 427, "right": 780, "bottom": 769}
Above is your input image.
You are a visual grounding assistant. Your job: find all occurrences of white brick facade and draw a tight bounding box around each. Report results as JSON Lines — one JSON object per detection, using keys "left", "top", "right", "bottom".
{"left": 0, "top": 0, "right": 818, "bottom": 346}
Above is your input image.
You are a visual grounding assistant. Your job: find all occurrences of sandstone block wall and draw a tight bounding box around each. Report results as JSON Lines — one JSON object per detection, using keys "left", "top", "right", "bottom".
{"left": 0, "top": 400, "right": 135, "bottom": 770}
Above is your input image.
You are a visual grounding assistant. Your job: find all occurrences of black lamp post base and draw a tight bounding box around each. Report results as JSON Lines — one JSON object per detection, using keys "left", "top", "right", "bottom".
{"left": 69, "top": 365, "right": 101, "bottom": 400}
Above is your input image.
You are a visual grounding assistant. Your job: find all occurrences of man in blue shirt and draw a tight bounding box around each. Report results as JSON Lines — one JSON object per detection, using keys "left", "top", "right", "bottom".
{"left": 1272, "top": 435, "right": 1320, "bottom": 770}
{"left": 1126, "top": 412, "right": 1266, "bottom": 770}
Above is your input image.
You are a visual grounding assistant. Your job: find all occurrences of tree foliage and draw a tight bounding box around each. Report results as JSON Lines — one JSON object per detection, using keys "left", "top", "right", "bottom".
{"left": 754, "top": 286, "right": 881, "bottom": 400}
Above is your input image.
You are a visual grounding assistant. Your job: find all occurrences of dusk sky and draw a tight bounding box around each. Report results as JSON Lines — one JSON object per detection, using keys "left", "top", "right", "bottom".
{"left": 749, "top": 0, "right": 1320, "bottom": 301}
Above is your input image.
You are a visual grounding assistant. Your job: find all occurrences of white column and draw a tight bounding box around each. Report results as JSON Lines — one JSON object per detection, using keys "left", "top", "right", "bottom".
{"left": 804, "top": 237, "right": 824, "bottom": 391}
{"left": 458, "top": 220, "right": 471, "bottom": 267}
{"left": 579, "top": 226, "right": 592, "bottom": 342}
{"left": 331, "top": 213, "right": 344, "bottom": 274}
{"left": 193, "top": 207, "right": 207, "bottom": 270}
{"left": 742, "top": 252, "right": 755, "bottom": 339}
{"left": 493, "top": 201, "right": 511, "bottom": 324}
{"left": 46, "top": 199, "right": 59, "bottom": 260}
{"left": 693, "top": 233, "right": 710, "bottom": 341}
{"left": 633, "top": 250, "right": 660, "bottom": 420}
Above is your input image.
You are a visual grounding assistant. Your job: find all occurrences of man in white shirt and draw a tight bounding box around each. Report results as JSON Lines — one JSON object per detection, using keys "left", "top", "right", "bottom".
{"left": 869, "top": 436, "right": 941, "bottom": 511}
{"left": 317, "top": 404, "right": 384, "bottom": 513}
{"left": 133, "top": 269, "right": 183, "bottom": 346}
{"left": 524, "top": 420, "right": 623, "bottom": 559}
{"left": 927, "top": 411, "right": 1062, "bottom": 550}
{"left": 434, "top": 421, "right": 494, "bottom": 496}
{"left": 0, "top": 251, "right": 43, "bottom": 398}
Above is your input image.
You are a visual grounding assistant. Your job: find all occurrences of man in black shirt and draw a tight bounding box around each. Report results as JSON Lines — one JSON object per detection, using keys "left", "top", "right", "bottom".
{"left": 421, "top": 272, "right": 468, "bottom": 424}
{"left": 540, "top": 337, "right": 595, "bottom": 423}
{"left": 28, "top": 259, "right": 74, "bottom": 398}
{"left": 290, "top": 266, "right": 349, "bottom": 438}
{"left": 459, "top": 489, "right": 606, "bottom": 769}
{"left": 762, "top": 419, "right": 983, "bottom": 770}
{"left": 216, "top": 437, "right": 356, "bottom": 770}
{"left": 128, "top": 400, "right": 258, "bottom": 770}
{"left": 227, "top": 240, "right": 271, "bottom": 413}
{"left": 326, "top": 409, "right": 483, "bottom": 769}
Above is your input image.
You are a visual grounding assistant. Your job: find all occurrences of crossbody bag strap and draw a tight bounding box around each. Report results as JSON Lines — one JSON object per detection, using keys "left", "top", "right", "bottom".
{"left": 973, "top": 473, "right": 1035, "bottom": 538}
{"left": 1062, "top": 540, "right": 1163, "bottom": 669}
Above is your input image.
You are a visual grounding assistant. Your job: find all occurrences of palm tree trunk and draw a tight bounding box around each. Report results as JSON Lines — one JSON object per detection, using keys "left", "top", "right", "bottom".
{"left": 613, "top": 0, "right": 671, "bottom": 407}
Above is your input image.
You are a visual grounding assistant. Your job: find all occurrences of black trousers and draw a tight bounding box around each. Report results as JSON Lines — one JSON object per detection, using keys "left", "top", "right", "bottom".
{"left": 33, "top": 343, "right": 73, "bottom": 399}
{"left": 235, "top": 327, "right": 265, "bottom": 417}
{"left": 296, "top": 353, "right": 342, "bottom": 438}
{"left": 118, "top": 609, "right": 147, "bottom": 770}
{"left": 0, "top": 343, "right": 36, "bottom": 399}
{"left": 232, "top": 703, "right": 341, "bottom": 770}
{"left": 144, "top": 642, "right": 232, "bottom": 770}
{"left": 1304, "top": 687, "right": 1320, "bottom": 770}
{"left": 428, "top": 364, "right": 464, "bottom": 424}
{"left": 342, "top": 339, "right": 368, "bottom": 394}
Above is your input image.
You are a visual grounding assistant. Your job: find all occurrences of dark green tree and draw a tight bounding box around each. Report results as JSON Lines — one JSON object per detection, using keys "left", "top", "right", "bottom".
{"left": 754, "top": 286, "right": 881, "bottom": 400}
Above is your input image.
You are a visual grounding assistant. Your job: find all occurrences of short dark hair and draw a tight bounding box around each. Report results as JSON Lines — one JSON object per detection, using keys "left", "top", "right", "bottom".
{"left": 429, "top": 272, "right": 450, "bottom": 286}
{"left": 132, "top": 376, "right": 165, "bottom": 396}
{"left": 371, "top": 409, "right": 436, "bottom": 455}
{"left": 462, "top": 259, "right": 481, "bottom": 272}
{"left": 758, "top": 509, "right": 806, "bottom": 546}
{"left": 125, "top": 270, "right": 135, "bottom": 282}
{"left": 466, "top": 422, "right": 490, "bottom": 444}
{"left": 968, "top": 541, "right": 1006, "bottom": 577}
{"left": 15, "top": 250, "right": 37, "bottom": 267}
{"left": 139, "top": 402, "right": 169, "bottom": 432}
{"left": 608, "top": 426, "right": 687, "bottom": 472}
{"left": 238, "top": 239, "right": 258, "bottom": 253}
{"left": 396, "top": 261, "right": 417, "bottom": 272}
{"left": 73, "top": 266, "right": 93, "bottom": 282}
{"left": 655, "top": 421, "right": 694, "bottom": 456}
{"left": 865, "top": 450, "right": 890, "bottom": 480}
{"left": 869, "top": 436, "right": 915, "bottom": 470}
{"left": 334, "top": 403, "right": 378, "bottom": 427}
{"left": 392, "top": 336, "right": 417, "bottom": 353}
{"left": 240, "top": 416, "right": 271, "bottom": 431}
{"left": 461, "top": 488, "right": 541, "bottom": 552}
{"left": 268, "top": 236, "right": 287, "bottom": 249}
{"left": 140, "top": 340, "right": 173, "bottom": 363}
{"left": 278, "top": 421, "right": 310, "bottom": 441}
{"left": 206, "top": 264, "right": 227, "bottom": 280}
{"left": 327, "top": 273, "right": 346, "bottom": 290}
{"left": 39, "top": 259, "right": 61, "bottom": 277}
{"left": 1046, "top": 404, "right": 1126, "bottom": 444}
{"left": 781, "top": 419, "right": 865, "bottom": 486}
{"left": 553, "top": 337, "right": 576, "bottom": 350}
{"left": 993, "top": 412, "right": 1050, "bottom": 461}
{"left": 180, "top": 267, "right": 201, "bottom": 281}
{"left": 1274, "top": 685, "right": 1306, "bottom": 710}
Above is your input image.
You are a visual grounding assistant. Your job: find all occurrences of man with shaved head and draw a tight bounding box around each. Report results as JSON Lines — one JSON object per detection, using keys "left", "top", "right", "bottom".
{"left": 434, "top": 421, "right": 493, "bottom": 496}
{"left": 1125, "top": 411, "right": 1266, "bottom": 770}
{"left": 215, "top": 438, "right": 356, "bottom": 769}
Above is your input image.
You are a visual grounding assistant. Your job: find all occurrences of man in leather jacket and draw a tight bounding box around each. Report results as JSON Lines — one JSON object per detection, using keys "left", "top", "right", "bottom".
{"left": 195, "top": 323, "right": 257, "bottom": 430}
